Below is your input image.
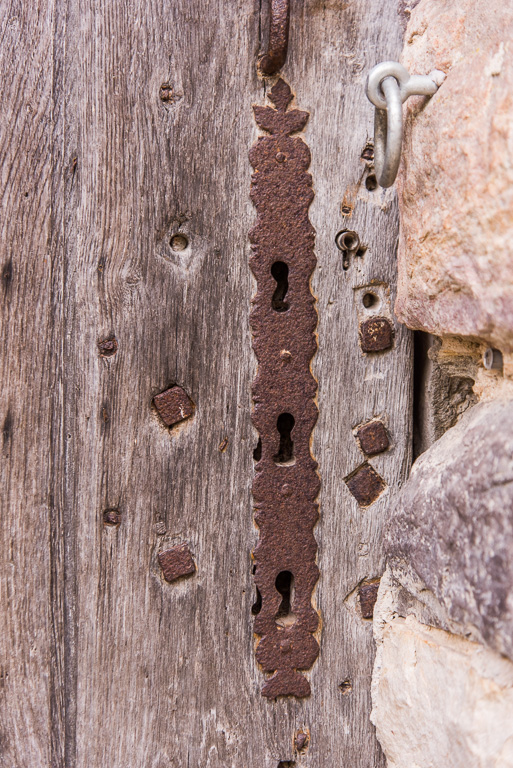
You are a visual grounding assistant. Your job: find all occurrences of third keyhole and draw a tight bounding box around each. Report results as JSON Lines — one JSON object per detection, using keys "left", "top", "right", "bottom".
{"left": 275, "top": 570, "right": 296, "bottom": 627}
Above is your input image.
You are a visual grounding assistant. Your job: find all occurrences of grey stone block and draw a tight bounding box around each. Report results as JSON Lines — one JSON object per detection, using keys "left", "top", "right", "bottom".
{"left": 387, "top": 399, "right": 513, "bottom": 661}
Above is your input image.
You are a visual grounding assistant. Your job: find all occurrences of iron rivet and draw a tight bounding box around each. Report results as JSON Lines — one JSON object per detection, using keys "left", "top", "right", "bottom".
{"left": 153, "top": 385, "right": 194, "bottom": 427}
{"left": 359, "top": 580, "right": 380, "bottom": 619}
{"left": 98, "top": 337, "right": 118, "bottom": 357}
{"left": 359, "top": 317, "right": 394, "bottom": 353}
{"left": 103, "top": 509, "right": 121, "bottom": 527}
{"left": 294, "top": 731, "right": 309, "bottom": 752}
{"left": 158, "top": 543, "right": 196, "bottom": 583}
{"left": 356, "top": 420, "right": 389, "bottom": 455}
{"left": 159, "top": 82, "right": 176, "bottom": 103}
{"left": 345, "top": 463, "right": 387, "bottom": 507}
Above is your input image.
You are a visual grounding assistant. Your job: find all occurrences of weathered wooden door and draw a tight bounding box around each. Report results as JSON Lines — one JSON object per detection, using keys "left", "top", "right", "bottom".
{"left": 1, "top": 1, "right": 411, "bottom": 765}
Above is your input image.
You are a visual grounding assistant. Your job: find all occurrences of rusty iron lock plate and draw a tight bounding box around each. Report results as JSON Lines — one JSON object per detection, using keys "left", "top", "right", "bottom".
{"left": 249, "top": 79, "right": 320, "bottom": 699}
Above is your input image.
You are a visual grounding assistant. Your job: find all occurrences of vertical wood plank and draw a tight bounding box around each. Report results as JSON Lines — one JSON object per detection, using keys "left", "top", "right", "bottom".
{"left": 61, "top": 1, "right": 280, "bottom": 765}
{"left": 291, "top": 2, "right": 410, "bottom": 765}
{"left": 0, "top": 2, "right": 65, "bottom": 765}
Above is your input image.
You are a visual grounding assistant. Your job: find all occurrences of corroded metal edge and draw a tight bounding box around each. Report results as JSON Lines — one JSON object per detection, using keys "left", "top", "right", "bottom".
{"left": 258, "top": 0, "right": 290, "bottom": 76}
{"left": 249, "top": 79, "right": 320, "bottom": 699}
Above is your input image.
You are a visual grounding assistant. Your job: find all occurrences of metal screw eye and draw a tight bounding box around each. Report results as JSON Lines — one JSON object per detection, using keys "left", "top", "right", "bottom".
{"left": 373, "top": 76, "right": 403, "bottom": 189}
{"left": 365, "top": 61, "right": 445, "bottom": 188}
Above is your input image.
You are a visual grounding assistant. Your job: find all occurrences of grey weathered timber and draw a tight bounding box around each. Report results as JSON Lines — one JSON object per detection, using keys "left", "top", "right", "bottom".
{"left": 299, "top": 3, "right": 411, "bottom": 765}
{"left": 0, "top": 2, "right": 65, "bottom": 764}
{"left": 0, "top": 1, "right": 411, "bottom": 766}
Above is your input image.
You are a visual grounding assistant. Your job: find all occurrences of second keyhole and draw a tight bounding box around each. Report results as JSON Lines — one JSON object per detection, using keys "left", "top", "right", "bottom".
{"left": 271, "top": 261, "right": 290, "bottom": 312}
{"left": 274, "top": 412, "right": 295, "bottom": 464}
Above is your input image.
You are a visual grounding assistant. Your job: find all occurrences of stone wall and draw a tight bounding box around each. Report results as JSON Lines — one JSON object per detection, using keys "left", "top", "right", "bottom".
{"left": 395, "top": 0, "right": 513, "bottom": 353}
{"left": 371, "top": 1, "right": 513, "bottom": 765}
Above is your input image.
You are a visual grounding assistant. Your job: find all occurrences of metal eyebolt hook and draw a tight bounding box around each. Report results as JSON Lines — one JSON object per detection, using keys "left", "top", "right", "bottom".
{"left": 365, "top": 61, "right": 446, "bottom": 188}
{"left": 259, "top": 0, "right": 290, "bottom": 76}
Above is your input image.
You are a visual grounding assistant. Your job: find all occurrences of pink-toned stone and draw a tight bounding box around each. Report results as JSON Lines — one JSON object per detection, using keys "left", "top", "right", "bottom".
{"left": 395, "top": 0, "right": 513, "bottom": 352}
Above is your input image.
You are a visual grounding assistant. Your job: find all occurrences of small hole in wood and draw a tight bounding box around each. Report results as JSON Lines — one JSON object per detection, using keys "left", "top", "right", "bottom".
{"left": 362, "top": 292, "right": 379, "bottom": 309}
{"left": 339, "top": 679, "right": 352, "bottom": 695}
{"left": 170, "top": 233, "right": 188, "bottom": 251}
{"left": 361, "top": 144, "right": 374, "bottom": 161}
{"left": 253, "top": 437, "right": 262, "bottom": 462}
{"left": 365, "top": 174, "right": 378, "bottom": 191}
{"left": 271, "top": 261, "right": 289, "bottom": 312}
{"left": 273, "top": 413, "right": 295, "bottom": 464}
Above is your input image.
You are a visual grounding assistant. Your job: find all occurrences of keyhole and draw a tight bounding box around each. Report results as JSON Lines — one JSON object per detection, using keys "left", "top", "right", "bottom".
{"left": 271, "top": 261, "right": 289, "bottom": 312}
{"left": 275, "top": 571, "right": 296, "bottom": 627}
{"left": 273, "top": 413, "right": 295, "bottom": 464}
{"left": 253, "top": 437, "right": 262, "bottom": 462}
{"left": 251, "top": 586, "right": 262, "bottom": 616}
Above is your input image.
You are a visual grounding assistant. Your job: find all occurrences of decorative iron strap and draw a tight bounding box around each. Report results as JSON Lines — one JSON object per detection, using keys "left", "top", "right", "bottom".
{"left": 258, "top": 0, "right": 290, "bottom": 76}
{"left": 249, "top": 79, "right": 320, "bottom": 699}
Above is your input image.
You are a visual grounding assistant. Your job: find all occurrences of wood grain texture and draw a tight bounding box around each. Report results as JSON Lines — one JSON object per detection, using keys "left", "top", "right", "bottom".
{"left": 0, "top": 2, "right": 66, "bottom": 765}
{"left": 0, "top": 1, "right": 410, "bottom": 766}
{"left": 287, "top": 3, "right": 411, "bottom": 766}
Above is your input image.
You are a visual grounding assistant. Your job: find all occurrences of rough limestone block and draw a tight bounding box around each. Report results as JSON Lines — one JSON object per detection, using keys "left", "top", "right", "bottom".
{"left": 395, "top": 0, "right": 513, "bottom": 352}
{"left": 386, "top": 399, "right": 513, "bottom": 661}
{"left": 371, "top": 613, "right": 513, "bottom": 768}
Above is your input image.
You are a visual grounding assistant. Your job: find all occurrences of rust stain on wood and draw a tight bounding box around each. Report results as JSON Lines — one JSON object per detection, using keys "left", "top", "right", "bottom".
{"left": 158, "top": 543, "right": 196, "bottom": 583}
{"left": 249, "top": 79, "right": 320, "bottom": 699}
